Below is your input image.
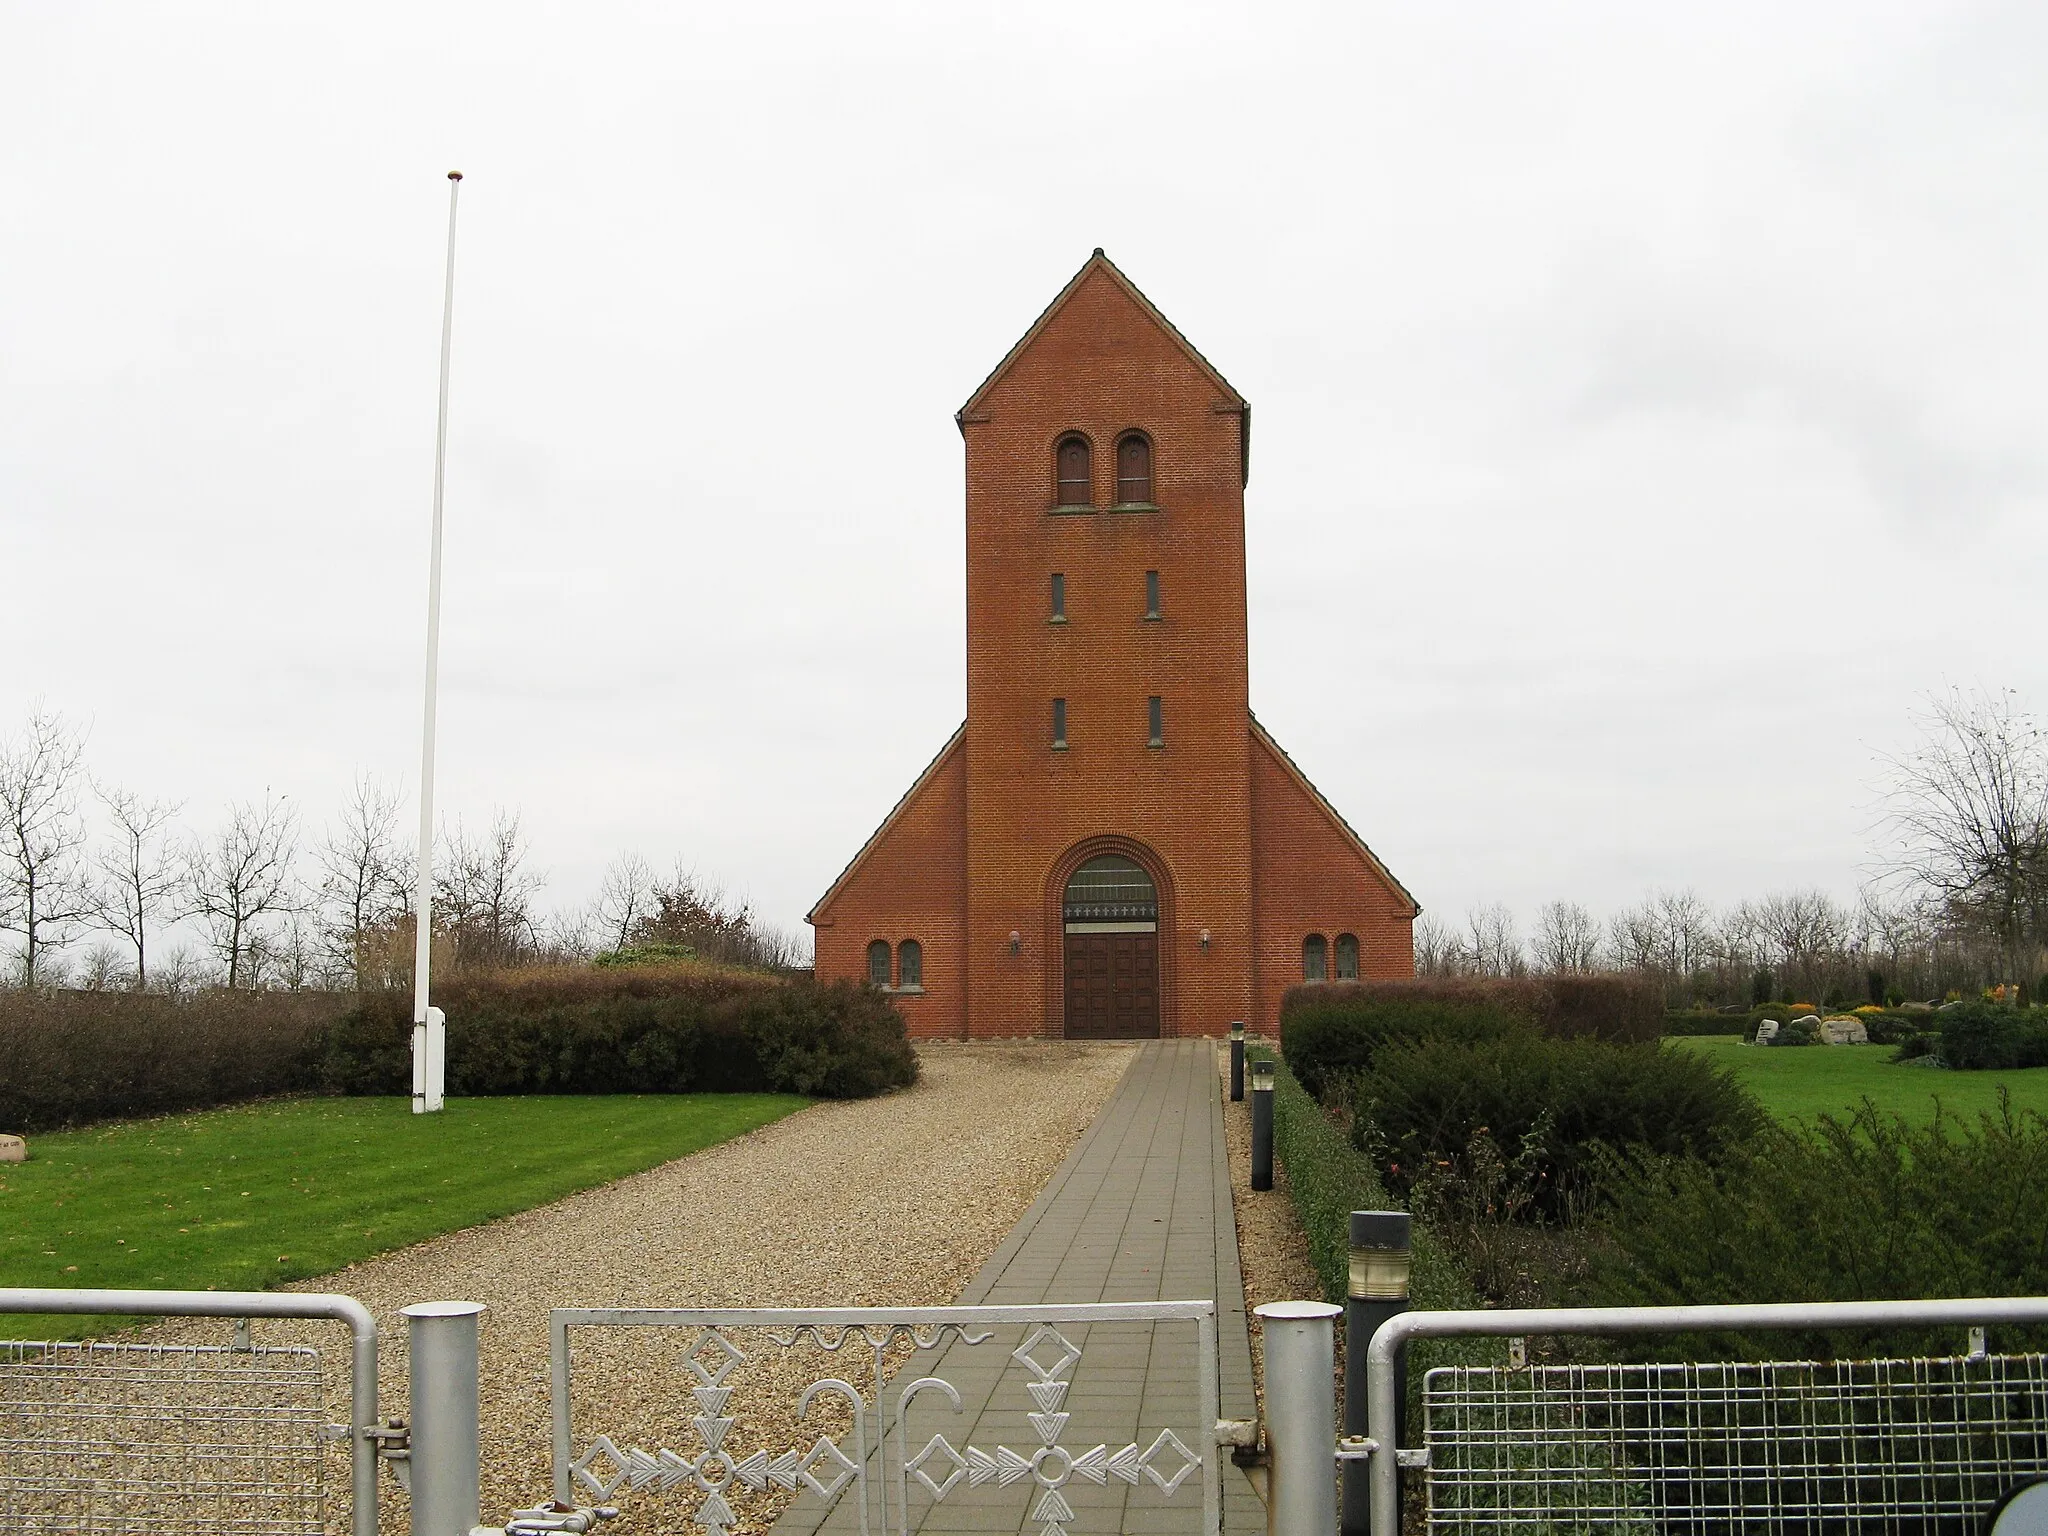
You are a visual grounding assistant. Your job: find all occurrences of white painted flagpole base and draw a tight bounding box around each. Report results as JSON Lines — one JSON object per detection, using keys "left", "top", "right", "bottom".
{"left": 411, "top": 1007, "right": 446, "bottom": 1114}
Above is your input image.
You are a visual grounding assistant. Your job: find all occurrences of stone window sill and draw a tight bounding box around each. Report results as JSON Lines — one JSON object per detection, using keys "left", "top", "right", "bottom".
{"left": 1048, "top": 615, "right": 1068, "bottom": 625}
{"left": 1109, "top": 502, "right": 1159, "bottom": 514}
{"left": 1051, "top": 742, "right": 1069, "bottom": 752}
{"left": 1049, "top": 504, "right": 1096, "bottom": 516}
{"left": 896, "top": 984, "right": 925, "bottom": 995}
{"left": 1147, "top": 739, "right": 1164, "bottom": 750}
{"left": 1142, "top": 613, "right": 1161, "bottom": 623}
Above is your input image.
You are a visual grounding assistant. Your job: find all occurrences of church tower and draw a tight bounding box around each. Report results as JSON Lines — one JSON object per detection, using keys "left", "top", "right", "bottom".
{"left": 810, "top": 252, "right": 1416, "bottom": 1038}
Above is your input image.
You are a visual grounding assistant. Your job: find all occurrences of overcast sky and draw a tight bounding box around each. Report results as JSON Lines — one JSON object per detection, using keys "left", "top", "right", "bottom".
{"left": 4, "top": 1, "right": 2044, "bottom": 954}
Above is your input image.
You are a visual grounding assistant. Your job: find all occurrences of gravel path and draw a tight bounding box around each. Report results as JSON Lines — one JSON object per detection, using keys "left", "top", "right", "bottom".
{"left": 135, "top": 1042, "right": 1137, "bottom": 1535}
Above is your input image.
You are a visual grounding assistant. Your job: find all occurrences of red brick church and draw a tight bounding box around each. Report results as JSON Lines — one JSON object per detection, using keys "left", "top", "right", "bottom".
{"left": 809, "top": 251, "right": 1417, "bottom": 1038}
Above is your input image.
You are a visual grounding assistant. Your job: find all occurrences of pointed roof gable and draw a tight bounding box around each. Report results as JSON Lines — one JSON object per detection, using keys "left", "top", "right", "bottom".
{"left": 806, "top": 725, "right": 964, "bottom": 925}
{"left": 956, "top": 249, "right": 1252, "bottom": 485}
{"left": 1251, "top": 714, "right": 1422, "bottom": 917}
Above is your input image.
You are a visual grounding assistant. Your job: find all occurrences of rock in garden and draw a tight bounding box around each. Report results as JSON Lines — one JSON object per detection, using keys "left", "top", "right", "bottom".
{"left": 0, "top": 1135, "right": 24, "bottom": 1163}
{"left": 1754, "top": 1021, "right": 1779, "bottom": 1044}
{"left": 1821, "top": 1017, "right": 1869, "bottom": 1045}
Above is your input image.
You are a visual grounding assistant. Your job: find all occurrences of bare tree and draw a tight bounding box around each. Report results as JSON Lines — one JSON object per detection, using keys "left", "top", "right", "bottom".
{"left": 75, "top": 941, "right": 131, "bottom": 991}
{"left": 1532, "top": 900, "right": 1602, "bottom": 972}
{"left": 186, "top": 792, "right": 300, "bottom": 988}
{"left": 0, "top": 706, "right": 92, "bottom": 986}
{"left": 591, "top": 851, "right": 655, "bottom": 953}
{"left": 1879, "top": 687, "right": 2048, "bottom": 990}
{"left": 89, "top": 783, "right": 182, "bottom": 989}
{"left": 436, "top": 809, "right": 543, "bottom": 969}
{"left": 1607, "top": 900, "right": 1662, "bottom": 973}
{"left": 1412, "top": 914, "right": 1460, "bottom": 976}
{"left": 1753, "top": 888, "right": 1851, "bottom": 1000}
{"left": 1464, "top": 902, "right": 1525, "bottom": 977}
{"left": 317, "top": 773, "right": 410, "bottom": 987}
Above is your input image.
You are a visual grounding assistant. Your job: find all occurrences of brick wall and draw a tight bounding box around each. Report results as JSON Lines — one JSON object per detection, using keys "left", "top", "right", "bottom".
{"left": 810, "top": 731, "right": 967, "bottom": 1039}
{"left": 960, "top": 258, "right": 1254, "bottom": 1038}
{"left": 811, "top": 252, "right": 1415, "bottom": 1039}
{"left": 1249, "top": 723, "right": 1416, "bottom": 1035}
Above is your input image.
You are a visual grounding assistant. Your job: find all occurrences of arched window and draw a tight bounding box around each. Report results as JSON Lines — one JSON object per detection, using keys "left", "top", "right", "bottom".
{"left": 867, "top": 939, "right": 892, "bottom": 988}
{"left": 1055, "top": 435, "right": 1092, "bottom": 507}
{"left": 1335, "top": 934, "right": 1359, "bottom": 981}
{"left": 1303, "top": 934, "right": 1328, "bottom": 983}
{"left": 1115, "top": 432, "right": 1153, "bottom": 506}
{"left": 897, "top": 939, "right": 923, "bottom": 990}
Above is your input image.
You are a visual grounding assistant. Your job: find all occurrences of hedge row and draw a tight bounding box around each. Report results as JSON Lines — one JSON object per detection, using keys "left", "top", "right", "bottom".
{"left": 0, "top": 989, "right": 345, "bottom": 1133}
{"left": 1279, "top": 975, "right": 1663, "bottom": 1098}
{"left": 0, "top": 969, "right": 917, "bottom": 1132}
{"left": 1259, "top": 1045, "right": 1472, "bottom": 1312}
{"left": 321, "top": 970, "right": 917, "bottom": 1099}
{"left": 1348, "top": 1031, "right": 1765, "bottom": 1222}
{"left": 1935, "top": 1004, "right": 2048, "bottom": 1071}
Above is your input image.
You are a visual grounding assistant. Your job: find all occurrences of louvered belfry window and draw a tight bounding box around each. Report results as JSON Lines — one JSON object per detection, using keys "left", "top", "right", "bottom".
{"left": 1056, "top": 436, "right": 1092, "bottom": 506}
{"left": 1116, "top": 433, "right": 1152, "bottom": 505}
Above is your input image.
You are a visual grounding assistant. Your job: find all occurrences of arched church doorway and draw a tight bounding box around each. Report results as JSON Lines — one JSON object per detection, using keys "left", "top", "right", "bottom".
{"left": 1061, "top": 854, "right": 1160, "bottom": 1038}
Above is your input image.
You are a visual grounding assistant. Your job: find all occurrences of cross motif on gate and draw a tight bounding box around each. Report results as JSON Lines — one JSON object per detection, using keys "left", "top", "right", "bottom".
{"left": 902, "top": 1324, "right": 1200, "bottom": 1536}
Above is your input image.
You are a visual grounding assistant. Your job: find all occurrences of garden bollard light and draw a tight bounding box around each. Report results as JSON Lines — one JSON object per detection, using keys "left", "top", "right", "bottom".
{"left": 1250, "top": 1058, "right": 1275, "bottom": 1191}
{"left": 1343, "top": 1212, "right": 1410, "bottom": 1536}
{"left": 404, "top": 1301, "right": 485, "bottom": 1536}
{"left": 1256, "top": 1301, "right": 1341, "bottom": 1536}
{"left": 1230, "top": 1021, "right": 1246, "bottom": 1102}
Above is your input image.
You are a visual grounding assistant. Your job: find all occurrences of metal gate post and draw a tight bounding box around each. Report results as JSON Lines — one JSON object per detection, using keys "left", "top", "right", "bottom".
{"left": 1257, "top": 1301, "right": 1341, "bottom": 1536}
{"left": 405, "top": 1301, "right": 485, "bottom": 1536}
{"left": 1230, "top": 1021, "right": 1246, "bottom": 1101}
{"left": 1342, "top": 1213, "right": 1409, "bottom": 1536}
{"left": 1250, "top": 1058, "right": 1275, "bottom": 1191}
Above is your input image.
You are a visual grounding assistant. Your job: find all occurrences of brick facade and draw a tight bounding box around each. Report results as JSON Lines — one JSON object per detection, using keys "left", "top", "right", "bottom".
{"left": 809, "top": 252, "right": 1415, "bottom": 1037}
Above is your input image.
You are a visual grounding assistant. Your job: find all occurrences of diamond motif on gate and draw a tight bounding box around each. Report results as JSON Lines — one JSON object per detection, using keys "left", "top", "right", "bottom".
{"left": 1012, "top": 1325, "right": 1082, "bottom": 1384}
{"left": 684, "top": 1328, "right": 745, "bottom": 1387}
{"left": 570, "top": 1436, "right": 633, "bottom": 1500}
{"left": 907, "top": 1433, "right": 970, "bottom": 1499}
{"left": 1136, "top": 1428, "right": 1199, "bottom": 1494}
{"left": 797, "top": 1434, "right": 858, "bottom": 1500}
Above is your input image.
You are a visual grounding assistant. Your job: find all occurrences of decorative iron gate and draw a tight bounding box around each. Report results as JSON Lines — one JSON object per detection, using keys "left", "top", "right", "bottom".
{"left": 547, "top": 1301, "right": 1223, "bottom": 1536}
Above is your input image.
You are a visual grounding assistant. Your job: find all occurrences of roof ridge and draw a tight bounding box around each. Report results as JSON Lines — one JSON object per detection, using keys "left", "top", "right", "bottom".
{"left": 1249, "top": 713, "right": 1421, "bottom": 916}
{"left": 956, "top": 249, "right": 1246, "bottom": 426}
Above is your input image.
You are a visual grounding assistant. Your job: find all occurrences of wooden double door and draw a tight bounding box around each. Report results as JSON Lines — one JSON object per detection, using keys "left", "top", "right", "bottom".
{"left": 1063, "top": 931, "right": 1160, "bottom": 1039}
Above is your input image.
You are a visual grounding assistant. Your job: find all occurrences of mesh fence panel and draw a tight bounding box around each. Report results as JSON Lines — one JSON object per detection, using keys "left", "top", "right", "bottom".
{"left": 1423, "top": 1353, "right": 2048, "bottom": 1534}
{"left": 0, "top": 1339, "right": 329, "bottom": 1536}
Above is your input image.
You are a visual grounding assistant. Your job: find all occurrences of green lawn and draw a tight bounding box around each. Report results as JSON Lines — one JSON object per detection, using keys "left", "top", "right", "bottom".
{"left": 1672, "top": 1035, "right": 2048, "bottom": 1126}
{"left": 0, "top": 1093, "right": 806, "bottom": 1337}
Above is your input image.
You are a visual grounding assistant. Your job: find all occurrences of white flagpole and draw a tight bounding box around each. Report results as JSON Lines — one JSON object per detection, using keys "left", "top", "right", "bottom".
{"left": 412, "top": 170, "right": 462, "bottom": 1115}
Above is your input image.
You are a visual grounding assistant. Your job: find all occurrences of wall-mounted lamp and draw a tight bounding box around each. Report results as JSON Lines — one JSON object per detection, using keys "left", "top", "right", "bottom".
{"left": 1199, "top": 928, "right": 1211, "bottom": 953}
{"left": 1008, "top": 930, "right": 1022, "bottom": 955}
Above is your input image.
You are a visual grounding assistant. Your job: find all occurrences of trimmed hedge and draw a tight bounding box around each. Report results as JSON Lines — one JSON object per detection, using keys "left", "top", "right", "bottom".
{"left": 1259, "top": 1046, "right": 1472, "bottom": 1312}
{"left": 1280, "top": 976, "right": 1663, "bottom": 1099}
{"left": 1585, "top": 1096, "right": 2048, "bottom": 1358}
{"left": 1348, "top": 1031, "right": 1764, "bottom": 1222}
{"left": 322, "top": 968, "right": 917, "bottom": 1099}
{"left": 0, "top": 989, "right": 345, "bottom": 1133}
{"left": 1664, "top": 1010, "right": 1749, "bottom": 1037}
{"left": 1934, "top": 1003, "right": 2048, "bottom": 1071}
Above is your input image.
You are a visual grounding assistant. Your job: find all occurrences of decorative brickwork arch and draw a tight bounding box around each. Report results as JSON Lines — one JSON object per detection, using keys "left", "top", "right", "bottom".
{"left": 1043, "top": 835, "right": 1177, "bottom": 1039}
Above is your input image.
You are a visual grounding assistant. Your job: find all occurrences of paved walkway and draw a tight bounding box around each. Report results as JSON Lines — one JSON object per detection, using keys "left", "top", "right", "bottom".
{"left": 776, "top": 1039, "right": 1261, "bottom": 1536}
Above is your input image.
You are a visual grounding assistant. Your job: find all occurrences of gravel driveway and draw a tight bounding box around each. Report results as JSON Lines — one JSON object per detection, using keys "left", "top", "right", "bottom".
{"left": 122, "top": 1041, "right": 1136, "bottom": 1534}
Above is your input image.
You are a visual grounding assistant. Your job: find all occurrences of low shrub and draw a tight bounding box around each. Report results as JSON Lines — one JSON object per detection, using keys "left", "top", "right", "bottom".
{"left": 1281, "top": 975, "right": 1662, "bottom": 1099}
{"left": 1584, "top": 1095, "right": 2048, "bottom": 1358}
{"left": 1664, "top": 1010, "right": 1747, "bottom": 1037}
{"left": 1350, "top": 1033, "right": 1764, "bottom": 1222}
{"left": 322, "top": 968, "right": 917, "bottom": 1099}
{"left": 1933, "top": 1004, "right": 2048, "bottom": 1071}
{"left": 0, "top": 989, "right": 346, "bottom": 1132}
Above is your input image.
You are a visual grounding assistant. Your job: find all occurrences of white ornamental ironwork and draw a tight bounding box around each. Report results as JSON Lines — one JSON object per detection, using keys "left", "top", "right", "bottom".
{"left": 548, "top": 1302, "right": 1222, "bottom": 1536}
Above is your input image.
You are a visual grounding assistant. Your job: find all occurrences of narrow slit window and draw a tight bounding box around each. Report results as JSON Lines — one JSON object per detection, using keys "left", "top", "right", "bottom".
{"left": 1116, "top": 432, "right": 1153, "bottom": 505}
{"left": 1303, "top": 934, "right": 1328, "bottom": 982}
{"left": 1056, "top": 436, "right": 1092, "bottom": 507}
{"left": 1050, "top": 572, "right": 1066, "bottom": 622}
{"left": 1147, "top": 695, "right": 1163, "bottom": 747}
{"left": 897, "top": 939, "right": 922, "bottom": 990}
{"left": 867, "top": 939, "right": 892, "bottom": 988}
{"left": 1052, "top": 697, "right": 1068, "bottom": 749}
{"left": 1144, "top": 569, "right": 1160, "bottom": 619}
{"left": 1335, "top": 933, "right": 1359, "bottom": 980}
